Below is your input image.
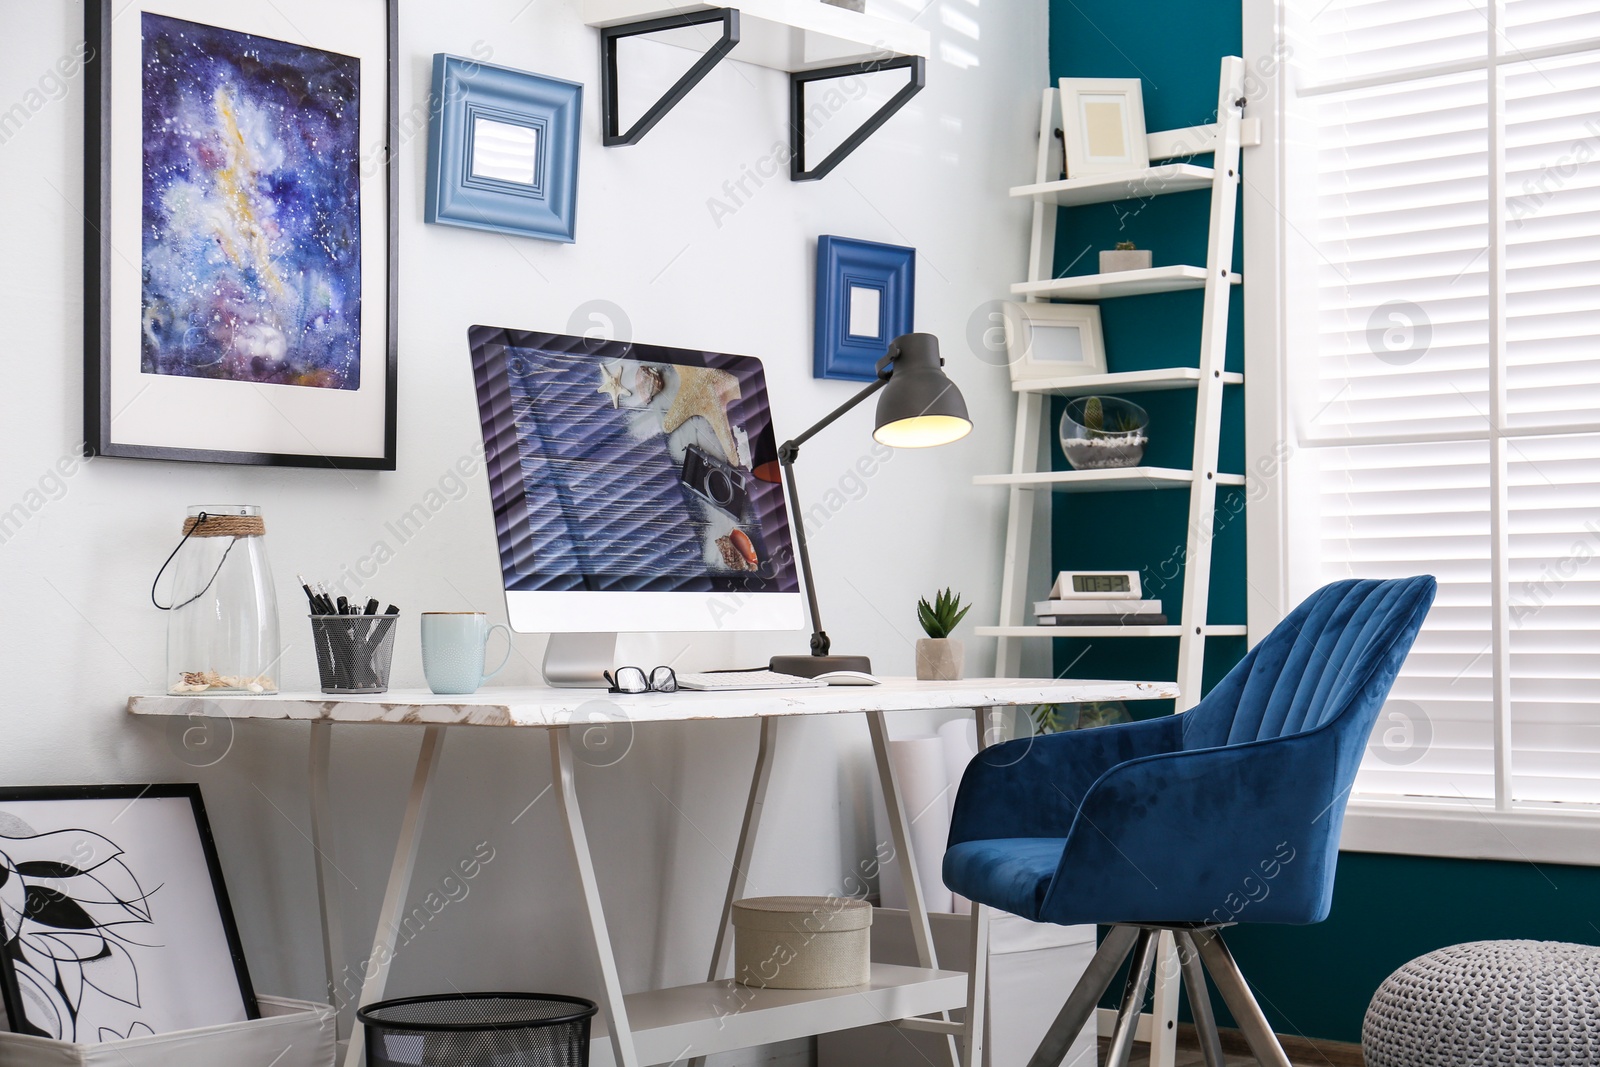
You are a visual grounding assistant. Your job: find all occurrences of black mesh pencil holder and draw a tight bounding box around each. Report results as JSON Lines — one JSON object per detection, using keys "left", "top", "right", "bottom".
{"left": 358, "top": 992, "right": 598, "bottom": 1067}
{"left": 309, "top": 614, "right": 399, "bottom": 694}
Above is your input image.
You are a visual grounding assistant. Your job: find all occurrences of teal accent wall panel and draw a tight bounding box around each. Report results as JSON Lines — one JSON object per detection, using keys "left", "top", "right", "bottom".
{"left": 1049, "top": 0, "right": 1600, "bottom": 1046}
{"left": 1048, "top": 4, "right": 1246, "bottom": 697}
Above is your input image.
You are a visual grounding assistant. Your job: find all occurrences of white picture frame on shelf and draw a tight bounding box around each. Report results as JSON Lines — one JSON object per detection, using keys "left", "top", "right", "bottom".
{"left": 1059, "top": 77, "right": 1148, "bottom": 177}
{"left": 1001, "top": 303, "right": 1106, "bottom": 383}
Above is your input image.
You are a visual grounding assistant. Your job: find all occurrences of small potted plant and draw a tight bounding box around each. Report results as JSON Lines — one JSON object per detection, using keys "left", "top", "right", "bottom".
{"left": 1099, "top": 240, "right": 1152, "bottom": 273}
{"left": 1031, "top": 701, "right": 1132, "bottom": 733}
{"left": 916, "top": 588, "right": 971, "bottom": 681}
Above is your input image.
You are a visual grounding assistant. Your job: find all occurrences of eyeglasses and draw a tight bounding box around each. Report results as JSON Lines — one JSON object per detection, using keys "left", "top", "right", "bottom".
{"left": 604, "top": 665, "right": 679, "bottom": 694}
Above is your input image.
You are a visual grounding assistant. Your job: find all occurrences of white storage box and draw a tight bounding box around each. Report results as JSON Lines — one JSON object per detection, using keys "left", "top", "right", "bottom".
{"left": 733, "top": 896, "right": 872, "bottom": 989}
{"left": 0, "top": 995, "right": 336, "bottom": 1067}
{"left": 818, "top": 909, "right": 1098, "bottom": 1067}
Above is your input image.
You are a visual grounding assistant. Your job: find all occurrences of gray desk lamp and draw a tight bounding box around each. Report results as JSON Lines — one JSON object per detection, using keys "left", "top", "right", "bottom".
{"left": 770, "top": 333, "right": 972, "bottom": 678}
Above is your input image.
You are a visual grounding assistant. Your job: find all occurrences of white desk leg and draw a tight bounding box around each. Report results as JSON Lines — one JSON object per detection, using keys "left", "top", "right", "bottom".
{"left": 965, "top": 707, "right": 995, "bottom": 1067}
{"left": 341, "top": 725, "right": 447, "bottom": 1067}
{"left": 309, "top": 722, "right": 347, "bottom": 1037}
{"left": 964, "top": 902, "right": 989, "bottom": 1067}
{"left": 551, "top": 728, "right": 642, "bottom": 1067}
{"left": 867, "top": 710, "right": 961, "bottom": 1067}
{"left": 685, "top": 716, "right": 776, "bottom": 1067}
{"left": 707, "top": 716, "right": 776, "bottom": 982}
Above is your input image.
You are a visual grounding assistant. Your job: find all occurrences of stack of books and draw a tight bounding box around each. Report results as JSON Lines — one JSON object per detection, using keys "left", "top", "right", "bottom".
{"left": 1034, "top": 598, "right": 1166, "bottom": 626}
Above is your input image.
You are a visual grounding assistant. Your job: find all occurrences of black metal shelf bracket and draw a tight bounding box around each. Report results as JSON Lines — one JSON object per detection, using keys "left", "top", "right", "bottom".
{"left": 601, "top": 7, "right": 741, "bottom": 147}
{"left": 789, "top": 54, "right": 925, "bottom": 182}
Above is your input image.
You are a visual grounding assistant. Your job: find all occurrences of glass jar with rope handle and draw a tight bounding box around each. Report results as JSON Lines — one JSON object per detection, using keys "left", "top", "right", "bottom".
{"left": 154, "top": 505, "right": 282, "bottom": 694}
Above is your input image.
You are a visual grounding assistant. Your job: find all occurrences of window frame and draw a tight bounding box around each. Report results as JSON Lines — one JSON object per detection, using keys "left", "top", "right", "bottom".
{"left": 1240, "top": 0, "right": 1600, "bottom": 861}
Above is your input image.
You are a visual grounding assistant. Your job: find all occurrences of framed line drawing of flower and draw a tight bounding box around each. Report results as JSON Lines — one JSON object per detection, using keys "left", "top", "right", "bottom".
{"left": 84, "top": 0, "right": 399, "bottom": 468}
{"left": 0, "top": 784, "right": 257, "bottom": 1043}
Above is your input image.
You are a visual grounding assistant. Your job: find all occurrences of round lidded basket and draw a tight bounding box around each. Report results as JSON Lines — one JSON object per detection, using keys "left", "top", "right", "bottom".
{"left": 732, "top": 895, "right": 872, "bottom": 990}
{"left": 357, "top": 992, "right": 597, "bottom": 1067}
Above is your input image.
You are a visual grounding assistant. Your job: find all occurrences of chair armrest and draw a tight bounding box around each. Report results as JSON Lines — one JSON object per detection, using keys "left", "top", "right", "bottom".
{"left": 1039, "top": 729, "right": 1346, "bottom": 926}
{"left": 948, "top": 714, "right": 1185, "bottom": 845}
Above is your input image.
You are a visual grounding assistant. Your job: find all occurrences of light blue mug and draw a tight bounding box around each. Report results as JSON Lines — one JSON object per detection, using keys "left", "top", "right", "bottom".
{"left": 421, "top": 613, "right": 512, "bottom": 695}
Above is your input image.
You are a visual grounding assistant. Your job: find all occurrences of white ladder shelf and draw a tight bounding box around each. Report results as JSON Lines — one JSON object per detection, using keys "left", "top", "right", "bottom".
{"left": 976, "top": 56, "right": 1252, "bottom": 1067}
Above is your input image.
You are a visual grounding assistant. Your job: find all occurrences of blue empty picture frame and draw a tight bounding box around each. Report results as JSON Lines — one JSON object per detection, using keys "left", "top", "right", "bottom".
{"left": 425, "top": 54, "right": 581, "bottom": 243}
{"left": 814, "top": 236, "right": 915, "bottom": 382}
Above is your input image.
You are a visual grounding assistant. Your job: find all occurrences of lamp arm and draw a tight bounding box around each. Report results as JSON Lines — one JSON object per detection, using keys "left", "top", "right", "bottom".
{"left": 776, "top": 375, "right": 888, "bottom": 655}
{"left": 776, "top": 376, "right": 887, "bottom": 462}
{"left": 779, "top": 451, "right": 829, "bottom": 655}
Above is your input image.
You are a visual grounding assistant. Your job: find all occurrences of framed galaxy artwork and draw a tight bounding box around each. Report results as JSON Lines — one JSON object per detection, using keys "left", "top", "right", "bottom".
{"left": 84, "top": 1, "right": 398, "bottom": 468}
{"left": 0, "top": 785, "right": 257, "bottom": 1042}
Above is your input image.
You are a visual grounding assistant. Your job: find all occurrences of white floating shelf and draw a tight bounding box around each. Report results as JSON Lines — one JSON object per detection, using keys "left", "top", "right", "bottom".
{"left": 1011, "top": 163, "right": 1215, "bottom": 207}
{"left": 1012, "top": 368, "right": 1244, "bottom": 396}
{"left": 974, "top": 468, "right": 1247, "bottom": 493}
{"left": 975, "top": 625, "right": 1249, "bottom": 639}
{"left": 586, "top": 964, "right": 967, "bottom": 1067}
{"left": 581, "top": 0, "right": 929, "bottom": 71}
{"left": 1012, "top": 266, "right": 1241, "bottom": 301}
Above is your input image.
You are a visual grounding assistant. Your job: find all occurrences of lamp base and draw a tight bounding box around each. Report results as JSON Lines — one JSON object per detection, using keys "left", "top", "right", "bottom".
{"left": 770, "top": 653, "right": 873, "bottom": 679}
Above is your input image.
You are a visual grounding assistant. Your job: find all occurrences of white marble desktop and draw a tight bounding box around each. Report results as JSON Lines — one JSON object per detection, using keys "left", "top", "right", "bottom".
{"left": 128, "top": 677, "right": 1180, "bottom": 728}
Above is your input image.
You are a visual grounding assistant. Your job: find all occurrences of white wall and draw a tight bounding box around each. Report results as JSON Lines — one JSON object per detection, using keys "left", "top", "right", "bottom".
{"left": 0, "top": 0, "right": 1045, "bottom": 1040}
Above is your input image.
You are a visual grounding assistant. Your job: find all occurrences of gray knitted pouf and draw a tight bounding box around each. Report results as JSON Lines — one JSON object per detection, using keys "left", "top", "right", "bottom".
{"left": 1364, "top": 940, "right": 1600, "bottom": 1066}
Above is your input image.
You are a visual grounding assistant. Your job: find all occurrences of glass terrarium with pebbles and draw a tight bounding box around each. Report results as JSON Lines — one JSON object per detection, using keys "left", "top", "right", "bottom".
{"left": 1059, "top": 396, "right": 1149, "bottom": 470}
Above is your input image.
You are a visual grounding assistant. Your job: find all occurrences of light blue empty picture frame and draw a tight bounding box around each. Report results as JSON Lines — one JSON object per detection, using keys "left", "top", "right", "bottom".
{"left": 425, "top": 54, "right": 582, "bottom": 242}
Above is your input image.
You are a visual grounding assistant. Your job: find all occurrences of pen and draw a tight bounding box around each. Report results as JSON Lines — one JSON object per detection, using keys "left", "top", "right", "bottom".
{"left": 385, "top": 604, "right": 399, "bottom": 615}
{"left": 298, "top": 574, "right": 321, "bottom": 614}
{"left": 364, "top": 599, "right": 379, "bottom": 615}
{"left": 337, "top": 596, "right": 350, "bottom": 616}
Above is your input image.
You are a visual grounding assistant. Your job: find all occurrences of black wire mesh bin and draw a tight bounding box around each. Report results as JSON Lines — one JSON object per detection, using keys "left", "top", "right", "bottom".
{"left": 309, "top": 614, "right": 399, "bottom": 694}
{"left": 357, "top": 992, "right": 598, "bottom": 1067}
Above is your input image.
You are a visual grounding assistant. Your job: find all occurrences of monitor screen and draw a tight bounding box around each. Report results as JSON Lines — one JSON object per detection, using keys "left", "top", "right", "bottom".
{"left": 468, "top": 325, "right": 803, "bottom": 633}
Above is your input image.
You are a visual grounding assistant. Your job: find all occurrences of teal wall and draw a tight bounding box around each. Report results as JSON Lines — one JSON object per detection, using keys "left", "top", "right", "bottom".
{"left": 1047, "top": 3, "right": 1247, "bottom": 717}
{"left": 1048, "top": 1, "right": 1600, "bottom": 1046}
{"left": 1222, "top": 853, "right": 1600, "bottom": 1042}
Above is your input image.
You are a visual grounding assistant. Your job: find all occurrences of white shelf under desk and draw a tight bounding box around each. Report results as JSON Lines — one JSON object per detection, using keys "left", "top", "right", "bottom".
{"left": 130, "top": 676, "right": 1178, "bottom": 1067}
{"left": 587, "top": 963, "right": 969, "bottom": 1067}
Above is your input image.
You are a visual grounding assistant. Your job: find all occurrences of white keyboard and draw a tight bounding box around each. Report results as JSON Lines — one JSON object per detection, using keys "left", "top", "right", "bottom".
{"left": 676, "top": 670, "right": 825, "bottom": 691}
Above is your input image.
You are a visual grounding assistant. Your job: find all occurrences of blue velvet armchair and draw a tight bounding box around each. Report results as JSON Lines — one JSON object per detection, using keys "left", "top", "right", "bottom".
{"left": 944, "top": 577, "right": 1437, "bottom": 1067}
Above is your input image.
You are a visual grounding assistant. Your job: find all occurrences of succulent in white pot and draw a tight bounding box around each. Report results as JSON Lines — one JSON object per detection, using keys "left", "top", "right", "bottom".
{"left": 915, "top": 588, "right": 970, "bottom": 681}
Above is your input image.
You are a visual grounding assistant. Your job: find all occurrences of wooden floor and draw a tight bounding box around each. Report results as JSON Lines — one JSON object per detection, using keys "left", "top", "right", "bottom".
{"left": 1099, "top": 1037, "right": 1346, "bottom": 1066}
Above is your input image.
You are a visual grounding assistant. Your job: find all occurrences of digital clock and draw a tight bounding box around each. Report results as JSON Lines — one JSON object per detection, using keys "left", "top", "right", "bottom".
{"left": 1050, "top": 570, "right": 1142, "bottom": 599}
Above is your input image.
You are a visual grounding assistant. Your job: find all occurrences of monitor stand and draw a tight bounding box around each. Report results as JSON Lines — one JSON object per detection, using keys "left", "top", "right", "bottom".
{"left": 542, "top": 633, "right": 617, "bottom": 688}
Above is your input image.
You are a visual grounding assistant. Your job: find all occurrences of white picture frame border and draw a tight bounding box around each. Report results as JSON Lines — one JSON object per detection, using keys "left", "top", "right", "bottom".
{"left": 1002, "top": 302, "right": 1107, "bottom": 383}
{"left": 1059, "top": 77, "right": 1150, "bottom": 177}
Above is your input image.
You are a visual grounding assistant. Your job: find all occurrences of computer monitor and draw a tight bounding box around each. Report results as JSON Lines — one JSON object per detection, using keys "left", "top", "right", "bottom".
{"left": 468, "top": 325, "right": 804, "bottom": 686}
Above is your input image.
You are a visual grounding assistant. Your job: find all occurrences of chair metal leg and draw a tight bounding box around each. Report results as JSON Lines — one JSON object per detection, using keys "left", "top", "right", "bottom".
{"left": 1174, "top": 931, "right": 1226, "bottom": 1067}
{"left": 1106, "top": 930, "right": 1159, "bottom": 1067}
{"left": 1190, "top": 928, "right": 1291, "bottom": 1067}
{"left": 1023, "top": 924, "right": 1141, "bottom": 1067}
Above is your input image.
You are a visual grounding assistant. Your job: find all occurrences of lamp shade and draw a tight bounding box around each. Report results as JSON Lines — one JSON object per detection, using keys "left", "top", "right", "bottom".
{"left": 873, "top": 333, "right": 973, "bottom": 448}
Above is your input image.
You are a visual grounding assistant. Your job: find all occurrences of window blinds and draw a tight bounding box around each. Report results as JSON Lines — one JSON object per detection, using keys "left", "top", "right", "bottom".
{"left": 1288, "top": 0, "right": 1600, "bottom": 805}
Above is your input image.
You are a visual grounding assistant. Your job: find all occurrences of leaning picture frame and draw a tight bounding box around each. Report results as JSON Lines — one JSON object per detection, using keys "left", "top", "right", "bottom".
{"left": 1001, "top": 302, "right": 1107, "bottom": 383}
{"left": 84, "top": 0, "right": 399, "bottom": 469}
{"left": 0, "top": 784, "right": 257, "bottom": 1043}
{"left": 1059, "top": 77, "right": 1149, "bottom": 178}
